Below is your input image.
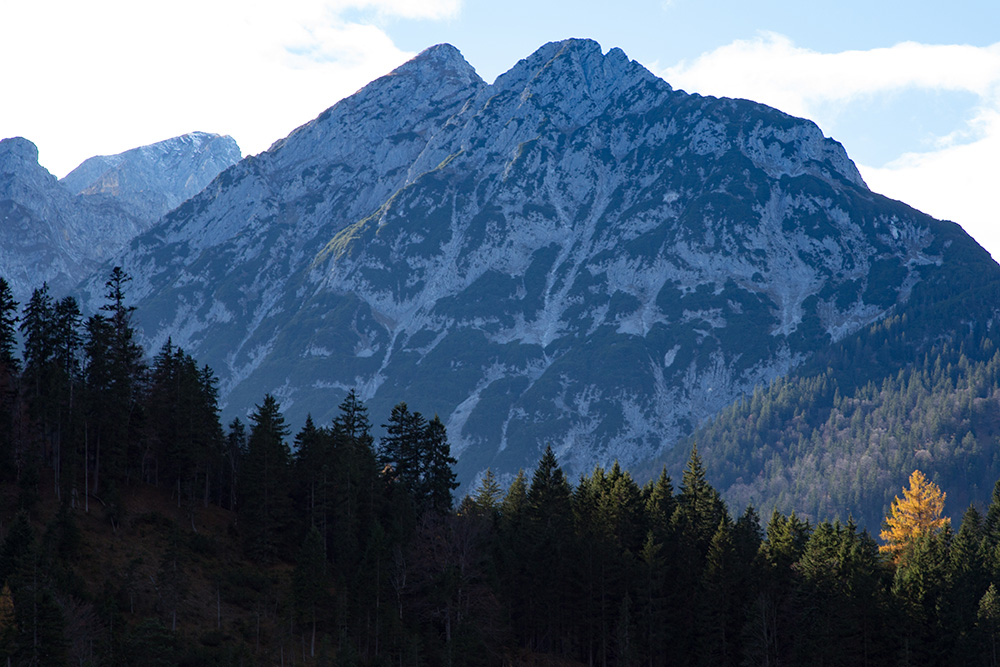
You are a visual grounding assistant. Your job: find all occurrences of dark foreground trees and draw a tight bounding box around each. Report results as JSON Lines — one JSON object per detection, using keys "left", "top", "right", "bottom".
{"left": 6, "top": 269, "right": 1000, "bottom": 665}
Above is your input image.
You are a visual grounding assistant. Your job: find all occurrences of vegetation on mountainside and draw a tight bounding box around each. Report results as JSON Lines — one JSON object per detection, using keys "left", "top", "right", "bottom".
{"left": 655, "top": 240, "right": 1000, "bottom": 528}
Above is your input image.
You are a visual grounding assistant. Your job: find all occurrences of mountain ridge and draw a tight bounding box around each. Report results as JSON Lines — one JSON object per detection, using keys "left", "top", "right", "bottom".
{"left": 0, "top": 133, "right": 240, "bottom": 302}
{"left": 83, "top": 39, "right": 999, "bottom": 489}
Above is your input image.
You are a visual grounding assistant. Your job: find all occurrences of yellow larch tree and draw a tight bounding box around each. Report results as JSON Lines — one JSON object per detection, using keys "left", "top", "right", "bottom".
{"left": 879, "top": 469, "right": 950, "bottom": 562}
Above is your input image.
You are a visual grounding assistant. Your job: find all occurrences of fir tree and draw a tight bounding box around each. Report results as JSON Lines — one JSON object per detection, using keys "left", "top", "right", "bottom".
{"left": 423, "top": 415, "right": 457, "bottom": 515}
{"left": 239, "top": 394, "right": 292, "bottom": 563}
{"left": 0, "top": 278, "right": 19, "bottom": 485}
{"left": 0, "top": 278, "right": 18, "bottom": 374}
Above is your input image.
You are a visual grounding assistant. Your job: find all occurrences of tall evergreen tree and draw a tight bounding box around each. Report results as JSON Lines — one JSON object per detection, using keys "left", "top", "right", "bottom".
{"left": 672, "top": 445, "right": 728, "bottom": 558}
{"left": 0, "top": 278, "right": 19, "bottom": 484}
{"left": 327, "top": 390, "right": 380, "bottom": 586}
{"left": 379, "top": 404, "right": 456, "bottom": 516}
{"left": 470, "top": 469, "right": 503, "bottom": 517}
{"left": 524, "top": 446, "right": 574, "bottom": 652}
{"left": 103, "top": 268, "right": 146, "bottom": 487}
{"left": 697, "top": 517, "right": 740, "bottom": 667}
{"left": 51, "top": 296, "right": 82, "bottom": 502}
{"left": 239, "top": 394, "right": 292, "bottom": 563}
{"left": 223, "top": 418, "right": 247, "bottom": 512}
{"left": 423, "top": 415, "right": 457, "bottom": 515}
{"left": 0, "top": 278, "right": 17, "bottom": 373}
{"left": 293, "top": 414, "right": 328, "bottom": 533}
{"left": 294, "top": 525, "right": 329, "bottom": 658}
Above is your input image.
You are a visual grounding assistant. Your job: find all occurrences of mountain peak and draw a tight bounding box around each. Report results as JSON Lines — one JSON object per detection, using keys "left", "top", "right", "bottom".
{"left": 392, "top": 42, "right": 483, "bottom": 89}
{"left": 0, "top": 136, "right": 41, "bottom": 170}
{"left": 495, "top": 37, "right": 663, "bottom": 98}
{"left": 93, "top": 39, "right": 973, "bottom": 493}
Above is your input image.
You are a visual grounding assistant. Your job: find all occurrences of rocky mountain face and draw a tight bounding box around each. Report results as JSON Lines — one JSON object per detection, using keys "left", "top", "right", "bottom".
{"left": 61, "top": 132, "right": 241, "bottom": 223}
{"left": 0, "top": 133, "right": 239, "bottom": 302}
{"left": 92, "top": 39, "right": 996, "bottom": 487}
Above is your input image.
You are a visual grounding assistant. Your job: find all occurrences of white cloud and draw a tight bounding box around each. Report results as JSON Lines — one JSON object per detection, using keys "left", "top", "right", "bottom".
{"left": 860, "top": 108, "right": 1000, "bottom": 259}
{"left": 662, "top": 33, "right": 1000, "bottom": 118}
{"left": 660, "top": 33, "right": 1000, "bottom": 260}
{"left": 326, "top": 0, "right": 461, "bottom": 20}
{"left": 0, "top": 0, "right": 460, "bottom": 177}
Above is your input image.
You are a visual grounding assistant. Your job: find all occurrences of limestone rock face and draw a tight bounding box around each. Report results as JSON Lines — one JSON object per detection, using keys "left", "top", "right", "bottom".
{"left": 0, "top": 133, "right": 240, "bottom": 302}
{"left": 86, "top": 39, "right": 992, "bottom": 486}
{"left": 61, "top": 132, "right": 241, "bottom": 222}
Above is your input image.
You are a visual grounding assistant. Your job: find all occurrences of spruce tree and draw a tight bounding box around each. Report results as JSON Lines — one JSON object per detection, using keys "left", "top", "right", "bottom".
{"left": 0, "top": 277, "right": 19, "bottom": 485}
{"left": 471, "top": 469, "right": 503, "bottom": 517}
{"left": 422, "top": 415, "right": 457, "bottom": 515}
{"left": 240, "top": 394, "right": 292, "bottom": 563}
{"left": 329, "top": 390, "right": 380, "bottom": 584}
{"left": 673, "top": 445, "right": 727, "bottom": 558}
{"left": 294, "top": 525, "right": 328, "bottom": 658}
{"left": 524, "top": 446, "right": 574, "bottom": 651}
{"left": 0, "top": 278, "right": 18, "bottom": 374}
{"left": 697, "top": 517, "right": 740, "bottom": 667}
{"left": 293, "top": 414, "right": 329, "bottom": 533}
{"left": 223, "top": 418, "right": 247, "bottom": 512}
{"left": 83, "top": 313, "right": 114, "bottom": 503}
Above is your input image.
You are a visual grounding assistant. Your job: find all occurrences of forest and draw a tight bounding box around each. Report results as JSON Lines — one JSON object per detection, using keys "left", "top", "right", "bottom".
{"left": 3, "top": 270, "right": 1000, "bottom": 666}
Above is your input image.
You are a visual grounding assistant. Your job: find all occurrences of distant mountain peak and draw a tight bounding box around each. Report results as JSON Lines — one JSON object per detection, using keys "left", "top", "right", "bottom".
{"left": 0, "top": 132, "right": 240, "bottom": 301}
{"left": 60, "top": 132, "right": 240, "bottom": 221}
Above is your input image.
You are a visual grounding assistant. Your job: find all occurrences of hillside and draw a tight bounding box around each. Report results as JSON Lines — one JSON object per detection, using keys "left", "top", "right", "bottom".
{"left": 652, "top": 241, "right": 1000, "bottom": 528}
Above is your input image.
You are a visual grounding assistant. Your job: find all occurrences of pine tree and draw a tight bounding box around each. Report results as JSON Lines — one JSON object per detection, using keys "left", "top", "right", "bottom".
{"left": 294, "top": 525, "right": 328, "bottom": 658}
{"left": 293, "top": 414, "right": 329, "bottom": 533}
{"left": 524, "top": 446, "right": 574, "bottom": 652}
{"left": 470, "top": 469, "right": 503, "bottom": 517}
{"left": 644, "top": 466, "right": 676, "bottom": 544}
{"left": 0, "top": 278, "right": 19, "bottom": 486}
{"left": 379, "top": 404, "right": 456, "bottom": 516}
{"left": 951, "top": 505, "right": 989, "bottom": 663}
{"left": 379, "top": 402, "right": 426, "bottom": 502}
{"left": 0, "top": 278, "right": 18, "bottom": 374}
{"left": 672, "top": 445, "right": 727, "bottom": 558}
{"left": 984, "top": 479, "right": 1000, "bottom": 549}
{"left": 99, "top": 266, "right": 146, "bottom": 494}
{"left": 697, "top": 518, "right": 739, "bottom": 667}
{"left": 83, "top": 313, "right": 114, "bottom": 507}
{"left": 880, "top": 469, "right": 950, "bottom": 562}
{"left": 52, "top": 296, "right": 82, "bottom": 503}
{"left": 891, "top": 528, "right": 953, "bottom": 664}
{"left": 979, "top": 583, "right": 1000, "bottom": 667}
{"left": 328, "top": 390, "right": 380, "bottom": 583}
{"left": 18, "top": 285, "right": 58, "bottom": 508}
{"left": 223, "top": 418, "right": 247, "bottom": 512}
{"left": 239, "top": 394, "right": 292, "bottom": 563}
{"left": 422, "top": 415, "right": 457, "bottom": 515}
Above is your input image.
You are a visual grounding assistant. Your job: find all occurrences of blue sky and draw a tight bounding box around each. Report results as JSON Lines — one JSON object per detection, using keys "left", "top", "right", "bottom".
{"left": 2, "top": 0, "right": 998, "bottom": 257}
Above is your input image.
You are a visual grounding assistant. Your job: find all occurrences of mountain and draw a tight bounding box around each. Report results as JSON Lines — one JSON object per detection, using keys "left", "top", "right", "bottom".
{"left": 0, "top": 133, "right": 240, "bottom": 302}
{"left": 89, "top": 39, "right": 1000, "bottom": 489}
{"left": 61, "top": 131, "right": 241, "bottom": 223}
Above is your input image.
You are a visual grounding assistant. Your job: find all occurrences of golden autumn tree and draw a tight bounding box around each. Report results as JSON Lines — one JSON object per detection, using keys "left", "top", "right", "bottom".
{"left": 879, "top": 469, "right": 950, "bottom": 561}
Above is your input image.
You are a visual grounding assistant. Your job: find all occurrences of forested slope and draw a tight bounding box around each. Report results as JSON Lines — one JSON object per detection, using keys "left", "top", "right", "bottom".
{"left": 654, "top": 225, "right": 1000, "bottom": 528}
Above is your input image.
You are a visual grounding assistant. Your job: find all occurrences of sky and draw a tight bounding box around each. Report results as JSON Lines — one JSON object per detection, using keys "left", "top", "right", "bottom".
{"left": 2, "top": 0, "right": 998, "bottom": 258}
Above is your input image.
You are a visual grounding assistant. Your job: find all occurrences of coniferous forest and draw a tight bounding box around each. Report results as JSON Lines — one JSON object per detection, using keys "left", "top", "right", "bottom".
{"left": 6, "top": 271, "right": 1000, "bottom": 666}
